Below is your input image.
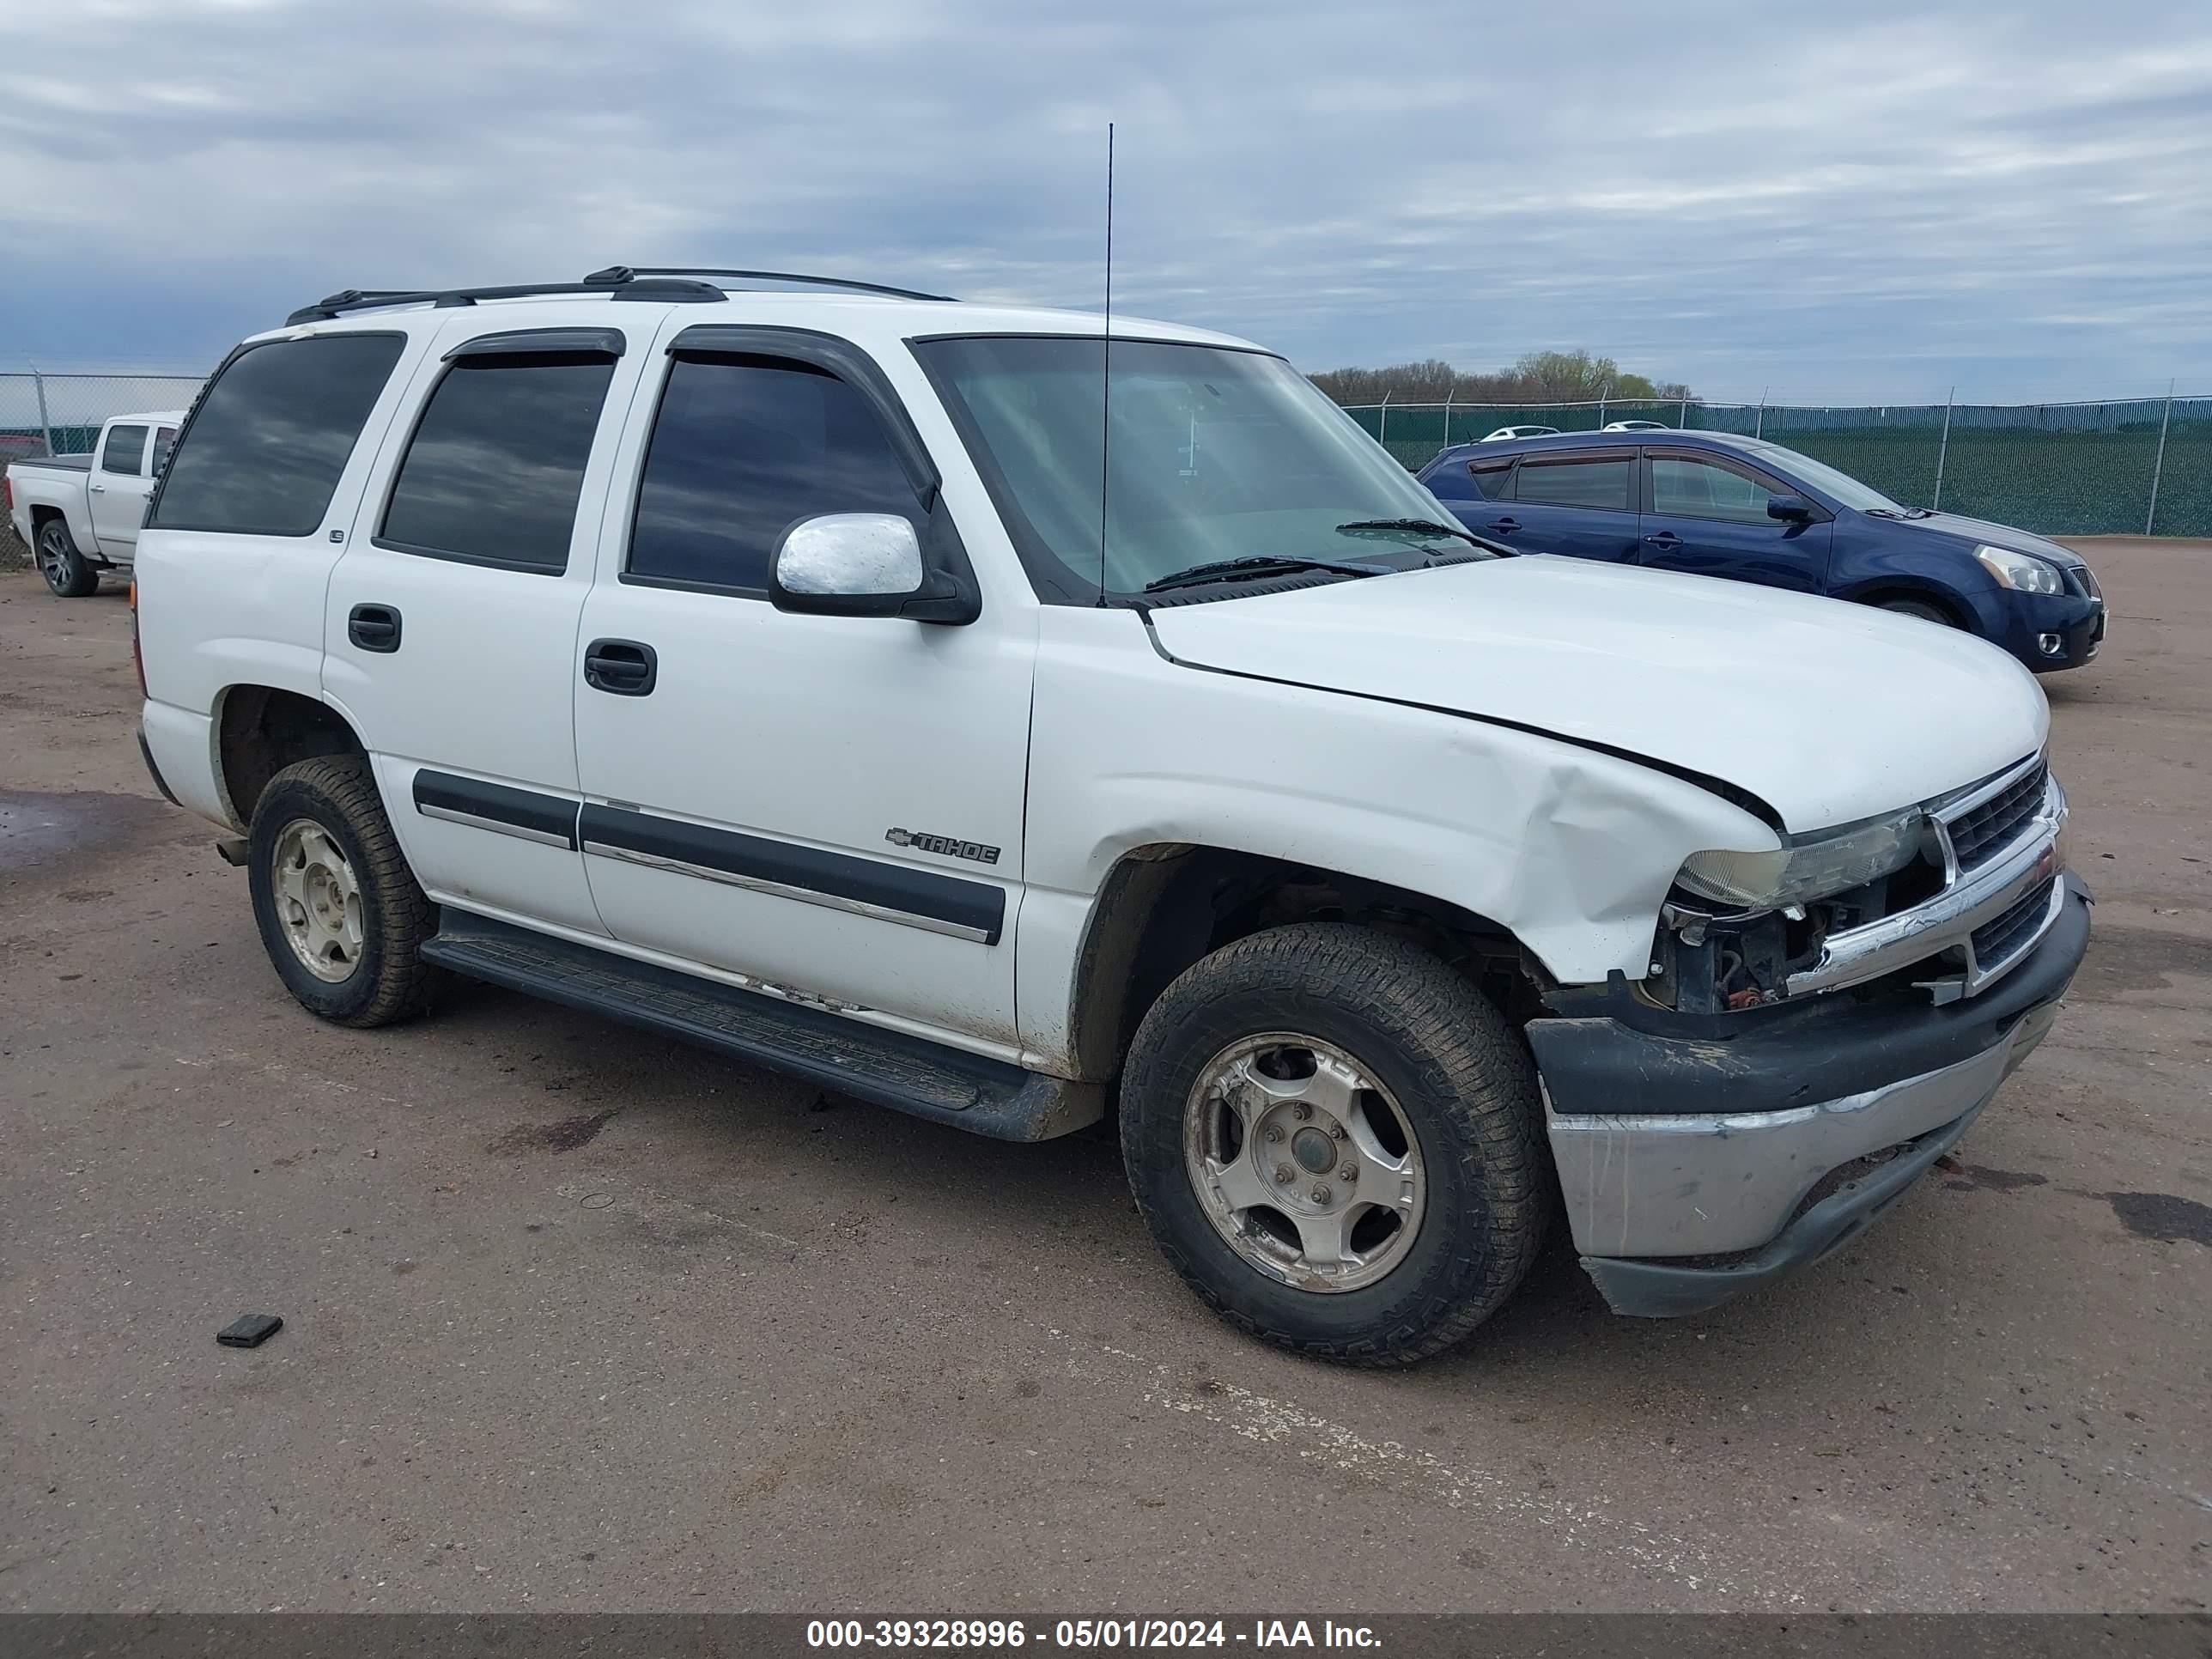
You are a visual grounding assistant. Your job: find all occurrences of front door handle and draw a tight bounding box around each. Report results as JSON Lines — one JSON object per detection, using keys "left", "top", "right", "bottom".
{"left": 348, "top": 603, "right": 402, "bottom": 653}
{"left": 584, "top": 638, "right": 657, "bottom": 696}
{"left": 1644, "top": 532, "right": 1682, "bottom": 549}
{"left": 1486, "top": 516, "right": 1519, "bottom": 533}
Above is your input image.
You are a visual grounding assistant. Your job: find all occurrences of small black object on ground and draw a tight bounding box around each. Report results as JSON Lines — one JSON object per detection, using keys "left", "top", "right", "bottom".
{"left": 216, "top": 1314, "right": 283, "bottom": 1348}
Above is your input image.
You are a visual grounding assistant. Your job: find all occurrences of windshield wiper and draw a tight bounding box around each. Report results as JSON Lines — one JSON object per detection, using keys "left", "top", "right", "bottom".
{"left": 1335, "top": 517, "right": 1485, "bottom": 548}
{"left": 1141, "top": 555, "right": 1391, "bottom": 594}
{"left": 1866, "top": 507, "right": 1937, "bottom": 520}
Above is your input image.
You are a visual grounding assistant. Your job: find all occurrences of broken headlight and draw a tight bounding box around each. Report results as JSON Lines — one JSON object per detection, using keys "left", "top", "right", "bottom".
{"left": 1675, "top": 806, "right": 1929, "bottom": 912}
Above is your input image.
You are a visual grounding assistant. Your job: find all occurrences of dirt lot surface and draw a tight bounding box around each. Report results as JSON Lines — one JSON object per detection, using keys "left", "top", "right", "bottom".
{"left": 3, "top": 542, "right": 2207, "bottom": 1613}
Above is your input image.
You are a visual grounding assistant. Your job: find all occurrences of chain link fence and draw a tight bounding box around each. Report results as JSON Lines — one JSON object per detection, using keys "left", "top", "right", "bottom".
{"left": 1344, "top": 394, "right": 2210, "bottom": 538}
{"left": 0, "top": 370, "right": 207, "bottom": 463}
{"left": 1, "top": 371, "right": 209, "bottom": 569}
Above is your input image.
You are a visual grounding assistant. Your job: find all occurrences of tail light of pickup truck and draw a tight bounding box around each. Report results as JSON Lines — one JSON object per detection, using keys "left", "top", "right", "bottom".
{"left": 129, "top": 581, "right": 146, "bottom": 696}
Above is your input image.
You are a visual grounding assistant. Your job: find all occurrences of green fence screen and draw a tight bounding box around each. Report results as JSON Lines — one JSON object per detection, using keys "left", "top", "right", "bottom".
{"left": 1343, "top": 397, "right": 2211, "bottom": 538}
{"left": 6, "top": 375, "right": 2207, "bottom": 538}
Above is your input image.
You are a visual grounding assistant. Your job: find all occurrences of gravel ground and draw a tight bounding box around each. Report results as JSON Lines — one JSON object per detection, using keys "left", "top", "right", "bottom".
{"left": 1, "top": 543, "right": 2206, "bottom": 1613}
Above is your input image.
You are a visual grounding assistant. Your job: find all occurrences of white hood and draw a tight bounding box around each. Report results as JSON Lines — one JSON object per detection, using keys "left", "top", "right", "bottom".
{"left": 1145, "top": 555, "right": 2047, "bottom": 831}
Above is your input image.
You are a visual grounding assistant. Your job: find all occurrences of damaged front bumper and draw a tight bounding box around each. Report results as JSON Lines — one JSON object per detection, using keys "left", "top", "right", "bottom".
{"left": 1528, "top": 872, "right": 2091, "bottom": 1317}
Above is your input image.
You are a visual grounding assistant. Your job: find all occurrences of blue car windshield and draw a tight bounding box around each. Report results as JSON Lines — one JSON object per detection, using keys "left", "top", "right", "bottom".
{"left": 1748, "top": 441, "right": 1906, "bottom": 514}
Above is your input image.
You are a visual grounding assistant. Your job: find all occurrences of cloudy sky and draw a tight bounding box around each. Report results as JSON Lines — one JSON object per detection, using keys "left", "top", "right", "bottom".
{"left": 3, "top": 0, "right": 2209, "bottom": 403}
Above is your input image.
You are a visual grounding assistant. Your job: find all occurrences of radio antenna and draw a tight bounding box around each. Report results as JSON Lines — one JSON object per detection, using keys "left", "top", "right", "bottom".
{"left": 1096, "top": 121, "right": 1115, "bottom": 607}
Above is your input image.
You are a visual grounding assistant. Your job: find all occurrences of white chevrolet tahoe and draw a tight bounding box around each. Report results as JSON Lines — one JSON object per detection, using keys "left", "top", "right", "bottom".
{"left": 7, "top": 409, "right": 190, "bottom": 595}
{"left": 132, "top": 269, "right": 2089, "bottom": 1364}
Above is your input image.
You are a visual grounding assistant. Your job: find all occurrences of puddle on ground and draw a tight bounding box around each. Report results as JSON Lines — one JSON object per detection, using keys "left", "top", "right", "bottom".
{"left": 1942, "top": 1163, "right": 2051, "bottom": 1194}
{"left": 2103, "top": 1191, "right": 2212, "bottom": 1248}
{"left": 486, "top": 1109, "right": 623, "bottom": 1155}
{"left": 0, "top": 788, "right": 173, "bottom": 874}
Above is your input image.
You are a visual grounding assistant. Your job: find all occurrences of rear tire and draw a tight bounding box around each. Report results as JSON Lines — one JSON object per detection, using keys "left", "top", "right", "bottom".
{"left": 1120, "top": 923, "right": 1545, "bottom": 1366}
{"left": 35, "top": 520, "right": 98, "bottom": 598}
{"left": 247, "top": 755, "right": 441, "bottom": 1027}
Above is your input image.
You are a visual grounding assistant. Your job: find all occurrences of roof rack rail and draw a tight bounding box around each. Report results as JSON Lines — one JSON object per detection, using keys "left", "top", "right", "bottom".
{"left": 286, "top": 276, "right": 727, "bottom": 326}
{"left": 584, "top": 265, "right": 957, "bottom": 303}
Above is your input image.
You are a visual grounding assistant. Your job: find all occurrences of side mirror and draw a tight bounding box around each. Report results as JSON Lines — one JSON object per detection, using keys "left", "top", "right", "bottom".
{"left": 1766, "top": 494, "right": 1816, "bottom": 524}
{"left": 770, "top": 514, "right": 926, "bottom": 617}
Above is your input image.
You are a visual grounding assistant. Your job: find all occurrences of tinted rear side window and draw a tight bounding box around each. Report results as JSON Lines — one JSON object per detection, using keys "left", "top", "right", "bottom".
{"left": 627, "top": 355, "right": 921, "bottom": 594}
{"left": 100, "top": 424, "right": 148, "bottom": 475}
{"left": 380, "top": 356, "right": 617, "bottom": 573}
{"left": 152, "top": 334, "right": 404, "bottom": 536}
{"left": 152, "top": 427, "right": 178, "bottom": 475}
{"left": 1513, "top": 455, "right": 1632, "bottom": 512}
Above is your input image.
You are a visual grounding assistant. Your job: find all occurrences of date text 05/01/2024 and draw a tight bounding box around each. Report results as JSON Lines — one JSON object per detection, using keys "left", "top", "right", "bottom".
{"left": 805, "top": 1620, "right": 1382, "bottom": 1650}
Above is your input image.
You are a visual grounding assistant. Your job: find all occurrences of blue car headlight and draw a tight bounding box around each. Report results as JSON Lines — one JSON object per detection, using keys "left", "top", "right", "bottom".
{"left": 1975, "top": 544, "right": 2065, "bottom": 595}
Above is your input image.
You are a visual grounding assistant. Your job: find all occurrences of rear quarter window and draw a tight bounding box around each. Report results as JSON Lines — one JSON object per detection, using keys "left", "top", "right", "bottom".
{"left": 150, "top": 333, "right": 405, "bottom": 536}
{"left": 1423, "top": 457, "right": 1515, "bottom": 504}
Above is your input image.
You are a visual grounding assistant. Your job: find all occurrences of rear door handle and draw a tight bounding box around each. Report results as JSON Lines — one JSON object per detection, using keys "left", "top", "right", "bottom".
{"left": 1644, "top": 532, "right": 1682, "bottom": 549}
{"left": 348, "top": 603, "right": 402, "bottom": 653}
{"left": 584, "top": 638, "right": 657, "bottom": 696}
{"left": 88, "top": 483, "right": 106, "bottom": 494}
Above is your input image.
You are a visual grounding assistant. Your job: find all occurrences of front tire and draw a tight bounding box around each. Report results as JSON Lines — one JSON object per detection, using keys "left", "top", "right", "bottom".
{"left": 1877, "top": 596, "right": 1956, "bottom": 627}
{"left": 35, "top": 520, "right": 99, "bottom": 598}
{"left": 1120, "top": 923, "right": 1545, "bottom": 1366}
{"left": 247, "top": 755, "right": 440, "bottom": 1026}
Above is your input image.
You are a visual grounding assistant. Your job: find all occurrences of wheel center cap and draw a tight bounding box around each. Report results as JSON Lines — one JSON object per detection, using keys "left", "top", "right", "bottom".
{"left": 1291, "top": 1126, "right": 1336, "bottom": 1175}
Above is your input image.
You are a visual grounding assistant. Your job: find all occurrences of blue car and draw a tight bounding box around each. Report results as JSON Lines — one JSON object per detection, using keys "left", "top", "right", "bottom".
{"left": 1418, "top": 430, "right": 2107, "bottom": 672}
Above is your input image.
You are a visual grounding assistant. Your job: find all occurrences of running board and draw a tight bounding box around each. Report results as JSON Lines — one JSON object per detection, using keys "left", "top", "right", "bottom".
{"left": 422, "top": 914, "right": 1102, "bottom": 1142}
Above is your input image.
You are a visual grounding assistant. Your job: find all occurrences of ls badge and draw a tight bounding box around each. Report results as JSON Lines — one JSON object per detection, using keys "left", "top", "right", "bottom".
{"left": 885, "top": 828, "right": 1001, "bottom": 866}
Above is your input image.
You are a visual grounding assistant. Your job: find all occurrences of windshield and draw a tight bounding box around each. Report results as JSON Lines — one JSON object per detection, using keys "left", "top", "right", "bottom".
{"left": 1747, "top": 441, "right": 1906, "bottom": 513}
{"left": 914, "top": 335, "right": 1470, "bottom": 603}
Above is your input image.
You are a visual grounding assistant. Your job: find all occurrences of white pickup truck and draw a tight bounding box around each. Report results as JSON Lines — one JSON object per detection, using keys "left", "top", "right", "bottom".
{"left": 6, "top": 410, "right": 189, "bottom": 595}
{"left": 131, "top": 270, "right": 2089, "bottom": 1364}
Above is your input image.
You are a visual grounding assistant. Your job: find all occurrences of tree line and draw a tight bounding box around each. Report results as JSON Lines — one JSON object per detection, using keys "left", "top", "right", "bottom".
{"left": 1309, "top": 349, "right": 1694, "bottom": 407}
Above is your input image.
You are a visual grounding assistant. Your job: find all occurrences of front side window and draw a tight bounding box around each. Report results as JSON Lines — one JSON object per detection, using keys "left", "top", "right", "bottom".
{"left": 914, "top": 335, "right": 1476, "bottom": 604}
{"left": 151, "top": 333, "right": 405, "bottom": 536}
{"left": 1650, "top": 455, "right": 1784, "bottom": 525}
{"left": 380, "top": 355, "right": 616, "bottom": 573}
{"left": 1512, "top": 456, "right": 1632, "bottom": 512}
{"left": 100, "top": 424, "right": 149, "bottom": 476}
{"left": 1743, "top": 441, "right": 1900, "bottom": 513}
{"left": 627, "top": 355, "right": 921, "bottom": 594}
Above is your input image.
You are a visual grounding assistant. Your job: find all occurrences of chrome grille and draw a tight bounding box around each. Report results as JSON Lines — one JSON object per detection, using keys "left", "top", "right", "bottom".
{"left": 1947, "top": 761, "right": 2048, "bottom": 871}
{"left": 1786, "top": 764, "right": 2066, "bottom": 1004}
{"left": 1971, "top": 876, "right": 2057, "bottom": 971}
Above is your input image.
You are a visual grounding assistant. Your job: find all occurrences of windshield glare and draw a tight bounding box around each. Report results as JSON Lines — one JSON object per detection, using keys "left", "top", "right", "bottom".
{"left": 1748, "top": 441, "right": 1905, "bottom": 513}
{"left": 915, "top": 336, "right": 1466, "bottom": 602}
